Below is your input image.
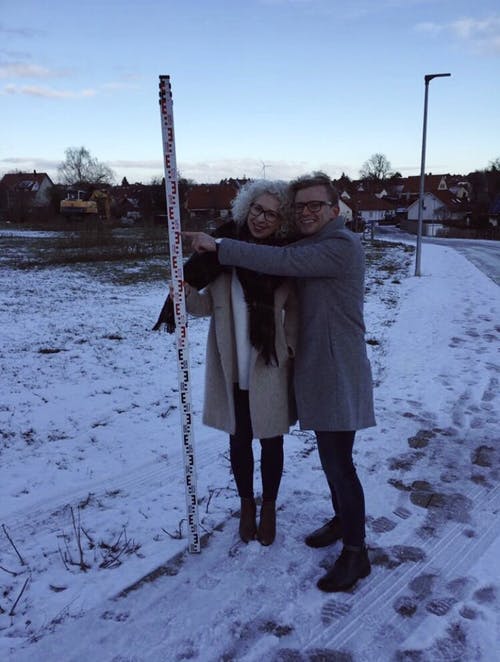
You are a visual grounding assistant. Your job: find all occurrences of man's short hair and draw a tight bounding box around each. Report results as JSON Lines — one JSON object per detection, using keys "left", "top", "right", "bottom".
{"left": 289, "top": 171, "right": 339, "bottom": 205}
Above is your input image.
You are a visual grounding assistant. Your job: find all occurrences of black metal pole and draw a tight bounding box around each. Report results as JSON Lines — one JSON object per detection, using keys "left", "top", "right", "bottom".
{"left": 415, "top": 73, "right": 451, "bottom": 277}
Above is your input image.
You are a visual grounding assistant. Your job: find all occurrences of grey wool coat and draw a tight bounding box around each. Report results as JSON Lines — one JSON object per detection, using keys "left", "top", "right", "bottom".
{"left": 218, "top": 217, "right": 376, "bottom": 432}
{"left": 185, "top": 272, "right": 298, "bottom": 439}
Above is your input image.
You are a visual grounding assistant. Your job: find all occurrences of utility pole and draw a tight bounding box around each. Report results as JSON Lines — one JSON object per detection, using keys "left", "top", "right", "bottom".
{"left": 415, "top": 73, "right": 451, "bottom": 277}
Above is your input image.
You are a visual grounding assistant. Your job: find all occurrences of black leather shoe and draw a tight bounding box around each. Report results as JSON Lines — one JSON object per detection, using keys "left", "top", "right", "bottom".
{"left": 317, "top": 546, "right": 371, "bottom": 592}
{"left": 305, "top": 516, "right": 343, "bottom": 548}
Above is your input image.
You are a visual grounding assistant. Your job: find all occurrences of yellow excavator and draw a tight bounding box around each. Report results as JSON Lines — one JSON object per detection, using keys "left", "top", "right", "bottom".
{"left": 60, "top": 189, "right": 110, "bottom": 220}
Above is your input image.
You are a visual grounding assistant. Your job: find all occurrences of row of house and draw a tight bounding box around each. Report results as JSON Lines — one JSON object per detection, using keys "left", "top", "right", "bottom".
{"left": 182, "top": 174, "right": 498, "bottom": 235}
{"left": 337, "top": 174, "right": 474, "bottom": 234}
{"left": 1, "top": 171, "right": 499, "bottom": 233}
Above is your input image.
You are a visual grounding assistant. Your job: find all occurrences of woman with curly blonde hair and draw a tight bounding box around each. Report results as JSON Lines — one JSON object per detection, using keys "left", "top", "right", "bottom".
{"left": 184, "top": 180, "right": 298, "bottom": 546}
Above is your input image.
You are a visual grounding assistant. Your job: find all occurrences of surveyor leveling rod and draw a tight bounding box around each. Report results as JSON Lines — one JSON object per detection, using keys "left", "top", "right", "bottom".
{"left": 159, "top": 75, "right": 200, "bottom": 553}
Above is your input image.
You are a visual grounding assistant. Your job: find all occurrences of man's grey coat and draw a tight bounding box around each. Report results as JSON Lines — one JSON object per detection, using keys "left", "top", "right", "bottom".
{"left": 218, "top": 217, "right": 376, "bottom": 431}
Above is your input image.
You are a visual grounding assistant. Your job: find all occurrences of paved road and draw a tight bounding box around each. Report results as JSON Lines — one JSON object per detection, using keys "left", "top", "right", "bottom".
{"left": 377, "top": 226, "right": 500, "bottom": 285}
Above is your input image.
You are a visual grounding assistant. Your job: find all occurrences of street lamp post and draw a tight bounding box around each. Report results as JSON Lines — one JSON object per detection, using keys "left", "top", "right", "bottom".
{"left": 414, "top": 73, "right": 451, "bottom": 277}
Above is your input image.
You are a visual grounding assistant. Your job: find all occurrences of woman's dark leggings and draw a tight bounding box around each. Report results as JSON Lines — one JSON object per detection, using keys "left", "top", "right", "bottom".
{"left": 229, "top": 386, "right": 283, "bottom": 501}
{"left": 315, "top": 430, "right": 366, "bottom": 547}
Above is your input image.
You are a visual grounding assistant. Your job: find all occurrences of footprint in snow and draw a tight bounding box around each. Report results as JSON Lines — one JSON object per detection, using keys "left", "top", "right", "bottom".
{"left": 425, "top": 596, "right": 458, "bottom": 616}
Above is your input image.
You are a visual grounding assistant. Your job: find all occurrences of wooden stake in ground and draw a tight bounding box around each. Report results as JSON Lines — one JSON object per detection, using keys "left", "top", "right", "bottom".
{"left": 158, "top": 75, "right": 200, "bottom": 553}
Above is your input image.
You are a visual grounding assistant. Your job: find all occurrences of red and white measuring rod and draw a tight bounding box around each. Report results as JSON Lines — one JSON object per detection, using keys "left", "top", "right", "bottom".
{"left": 159, "top": 75, "right": 200, "bottom": 553}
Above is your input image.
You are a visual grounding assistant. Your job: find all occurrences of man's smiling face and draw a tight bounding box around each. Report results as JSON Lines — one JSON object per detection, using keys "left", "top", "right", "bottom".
{"left": 294, "top": 185, "right": 339, "bottom": 236}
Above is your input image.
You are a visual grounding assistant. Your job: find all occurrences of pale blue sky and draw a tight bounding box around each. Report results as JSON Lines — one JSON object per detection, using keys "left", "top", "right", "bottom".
{"left": 1, "top": 0, "right": 499, "bottom": 183}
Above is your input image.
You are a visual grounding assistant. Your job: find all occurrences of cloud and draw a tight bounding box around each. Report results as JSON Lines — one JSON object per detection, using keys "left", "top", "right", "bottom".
{"left": 0, "top": 49, "right": 32, "bottom": 59}
{"left": 0, "top": 156, "right": 364, "bottom": 185}
{"left": 258, "top": 0, "right": 315, "bottom": 5}
{"left": 100, "top": 80, "right": 140, "bottom": 91}
{"left": 1, "top": 63, "right": 139, "bottom": 97}
{"left": 261, "top": 0, "right": 441, "bottom": 20}
{"left": 180, "top": 158, "right": 304, "bottom": 183}
{"left": 1, "top": 156, "right": 59, "bottom": 166}
{"left": 101, "top": 157, "right": 324, "bottom": 183}
{"left": 416, "top": 15, "right": 500, "bottom": 54}
{"left": 0, "top": 59, "right": 74, "bottom": 79}
{"left": 3, "top": 84, "right": 97, "bottom": 98}
{"left": 176, "top": 158, "right": 354, "bottom": 183}
{"left": 341, "top": 0, "right": 442, "bottom": 19}
{"left": 450, "top": 16, "right": 500, "bottom": 53}
{"left": 451, "top": 16, "right": 498, "bottom": 39}
{"left": 0, "top": 157, "right": 61, "bottom": 174}
{"left": 415, "top": 21, "right": 443, "bottom": 35}
{"left": 0, "top": 23, "right": 41, "bottom": 38}
{"left": 0, "top": 62, "right": 54, "bottom": 79}
{"left": 108, "top": 160, "right": 163, "bottom": 169}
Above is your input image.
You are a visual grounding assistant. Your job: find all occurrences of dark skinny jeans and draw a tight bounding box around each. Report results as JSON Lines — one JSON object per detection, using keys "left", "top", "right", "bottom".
{"left": 229, "top": 386, "right": 283, "bottom": 501}
{"left": 315, "top": 430, "right": 366, "bottom": 547}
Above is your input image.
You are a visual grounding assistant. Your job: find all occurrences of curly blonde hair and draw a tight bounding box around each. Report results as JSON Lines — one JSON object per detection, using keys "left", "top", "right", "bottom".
{"left": 231, "top": 179, "right": 291, "bottom": 234}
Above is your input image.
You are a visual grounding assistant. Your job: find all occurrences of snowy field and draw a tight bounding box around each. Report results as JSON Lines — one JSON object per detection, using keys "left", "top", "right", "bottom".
{"left": 1, "top": 233, "right": 499, "bottom": 661}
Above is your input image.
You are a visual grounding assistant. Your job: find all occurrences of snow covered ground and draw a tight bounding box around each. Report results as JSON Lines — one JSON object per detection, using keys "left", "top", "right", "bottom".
{"left": 1, "top": 233, "right": 499, "bottom": 661}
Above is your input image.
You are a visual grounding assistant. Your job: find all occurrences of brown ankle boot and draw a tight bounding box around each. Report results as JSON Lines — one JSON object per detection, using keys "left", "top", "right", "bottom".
{"left": 257, "top": 500, "right": 276, "bottom": 546}
{"left": 239, "top": 497, "right": 257, "bottom": 543}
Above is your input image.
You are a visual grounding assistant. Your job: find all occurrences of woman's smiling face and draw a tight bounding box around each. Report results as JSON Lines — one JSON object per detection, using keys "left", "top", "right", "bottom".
{"left": 246, "top": 193, "right": 282, "bottom": 239}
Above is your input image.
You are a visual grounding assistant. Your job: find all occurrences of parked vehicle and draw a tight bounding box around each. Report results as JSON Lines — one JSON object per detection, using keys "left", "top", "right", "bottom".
{"left": 60, "top": 189, "right": 110, "bottom": 221}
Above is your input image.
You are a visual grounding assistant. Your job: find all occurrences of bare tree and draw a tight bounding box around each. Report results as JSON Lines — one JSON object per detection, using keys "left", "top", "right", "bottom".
{"left": 359, "top": 153, "right": 393, "bottom": 181}
{"left": 58, "top": 147, "right": 115, "bottom": 186}
{"left": 488, "top": 157, "right": 500, "bottom": 171}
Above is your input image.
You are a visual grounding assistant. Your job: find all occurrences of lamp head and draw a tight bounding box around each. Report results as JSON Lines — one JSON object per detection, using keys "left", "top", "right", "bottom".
{"left": 425, "top": 73, "right": 451, "bottom": 83}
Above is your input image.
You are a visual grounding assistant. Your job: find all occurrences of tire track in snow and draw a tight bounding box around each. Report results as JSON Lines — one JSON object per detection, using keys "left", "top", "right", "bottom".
{"left": 299, "top": 482, "right": 500, "bottom": 657}
{"left": 0, "top": 427, "right": 226, "bottom": 555}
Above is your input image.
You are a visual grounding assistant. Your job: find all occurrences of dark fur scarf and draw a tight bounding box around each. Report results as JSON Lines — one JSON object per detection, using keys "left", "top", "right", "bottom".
{"left": 152, "top": 220, "right": 293, "bottom": 365}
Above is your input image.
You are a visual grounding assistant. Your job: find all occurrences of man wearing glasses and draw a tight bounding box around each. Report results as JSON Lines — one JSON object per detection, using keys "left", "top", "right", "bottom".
{"left": 184, "top": 172, "right": 375, "bottom": 592}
